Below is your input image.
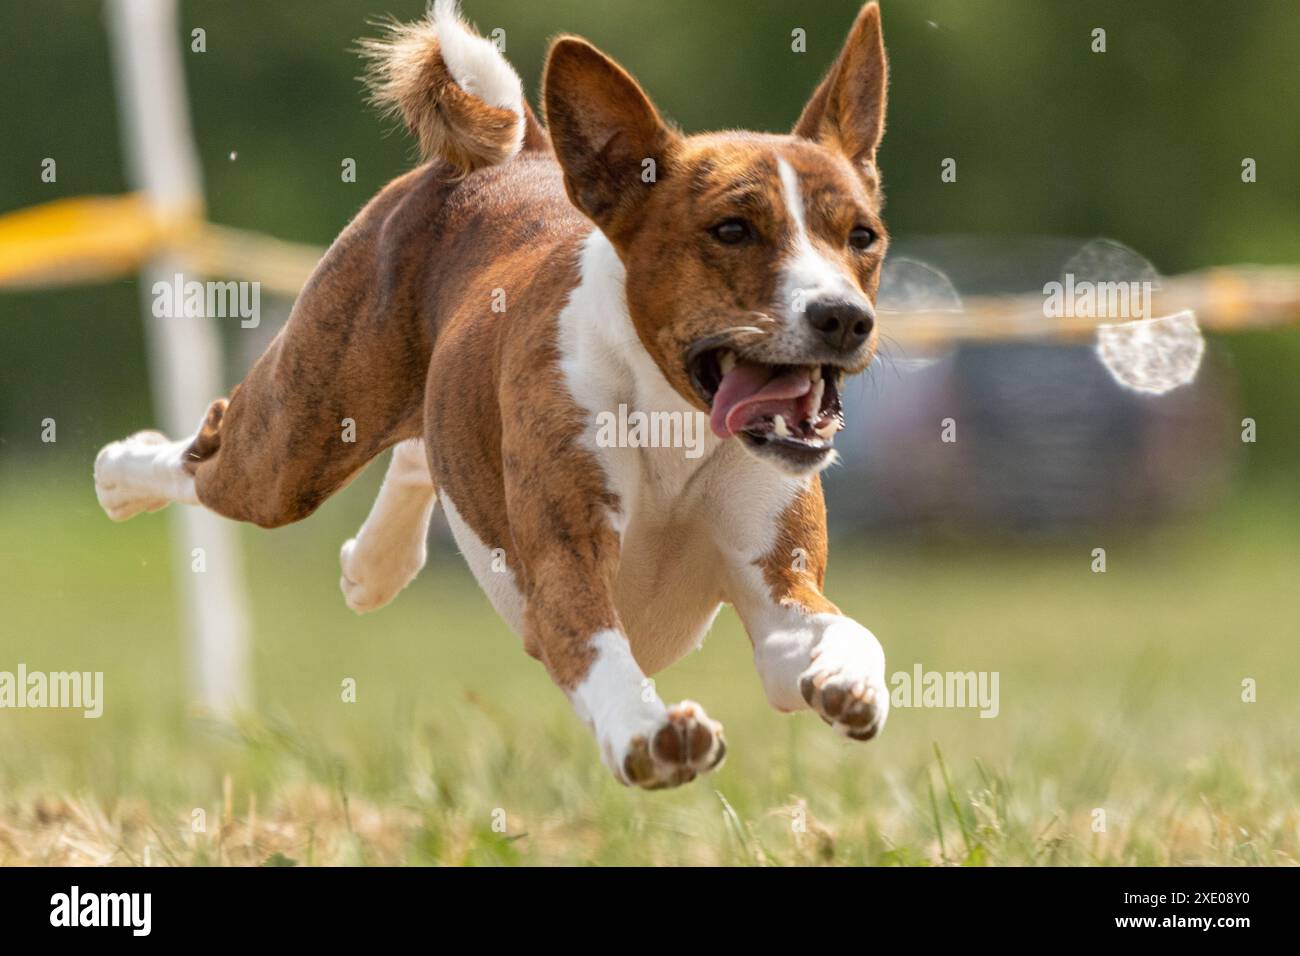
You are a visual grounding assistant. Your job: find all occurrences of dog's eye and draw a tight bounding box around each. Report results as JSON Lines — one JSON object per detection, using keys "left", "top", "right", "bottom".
{"left": 710, "top": 219, "right": 752, "bottom": 245}
{"left": 848, "top": 226, "right": 877, "bottom": 251}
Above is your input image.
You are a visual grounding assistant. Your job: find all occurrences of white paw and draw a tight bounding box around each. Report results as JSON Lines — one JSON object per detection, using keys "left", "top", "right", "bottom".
{"left": 799, "top": 618, "right": 889, "bottom": 740}
{"left": 338, "top": 534, "right": 426, "bottom": 614}
{"left": 94, "top": 431, "right": 173, "bottom": 521}
{"left": 601, "top": 700, "right": 727, "bottom": 790}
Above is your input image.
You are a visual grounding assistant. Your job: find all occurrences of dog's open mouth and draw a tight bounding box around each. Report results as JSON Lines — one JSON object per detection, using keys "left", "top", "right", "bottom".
{"left": 688, "top": 346, "right": 845, "bottom": 469}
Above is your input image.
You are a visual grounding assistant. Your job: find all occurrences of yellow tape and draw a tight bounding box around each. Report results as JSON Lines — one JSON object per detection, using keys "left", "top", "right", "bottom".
{"left": 0, "top": 194, "right": 200, "bottom": 288}
{"left": 1, "top": 194, "right": 1297, "bottom": 339}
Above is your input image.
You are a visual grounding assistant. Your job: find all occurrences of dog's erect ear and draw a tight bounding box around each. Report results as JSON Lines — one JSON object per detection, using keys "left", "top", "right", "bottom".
{"left": 793, "top": 2, "right": 888, "bottom": 169}
{"left": 543, "top": 37, "right": 676, "bottom": 236}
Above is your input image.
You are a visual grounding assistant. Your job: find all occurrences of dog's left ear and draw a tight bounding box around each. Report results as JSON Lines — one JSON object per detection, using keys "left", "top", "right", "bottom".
{"left": 793, "top": 2, "right": 888, "bottom": 170}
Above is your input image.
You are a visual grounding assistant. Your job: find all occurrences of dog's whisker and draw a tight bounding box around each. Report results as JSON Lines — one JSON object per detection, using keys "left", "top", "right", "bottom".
{"left": 878, "top": 333, "right": 906, "bottom": 385}
{"left": 712, "top": 324, "right": 766, "bottom": 341}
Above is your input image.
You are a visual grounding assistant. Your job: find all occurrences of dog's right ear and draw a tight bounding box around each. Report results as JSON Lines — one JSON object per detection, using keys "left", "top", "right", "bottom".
{"left": 543, "top": 37, "right": 677, "bottom": 238}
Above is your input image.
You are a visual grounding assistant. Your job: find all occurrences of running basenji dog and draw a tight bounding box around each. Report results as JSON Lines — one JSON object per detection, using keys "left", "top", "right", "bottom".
{"left": 95, "top": 0, "right": 892, "bottom": 789}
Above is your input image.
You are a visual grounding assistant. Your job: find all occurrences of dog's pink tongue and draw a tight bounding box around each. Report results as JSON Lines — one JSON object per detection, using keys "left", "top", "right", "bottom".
{"left": 710, "top": 361, "right": 813, "bottom": 438}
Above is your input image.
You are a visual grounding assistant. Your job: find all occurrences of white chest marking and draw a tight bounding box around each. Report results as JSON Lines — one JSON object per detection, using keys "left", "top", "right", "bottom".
{"left": 551, "top": 230, "right": 811, "bottom": 668}
{"left": 556, "top": 230, "right": 726, "bottom": 524}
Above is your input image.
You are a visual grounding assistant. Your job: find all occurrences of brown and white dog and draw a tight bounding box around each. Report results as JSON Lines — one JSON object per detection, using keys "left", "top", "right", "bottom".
{"left": 95, "top": 0, "right": 892, "bottom": 789}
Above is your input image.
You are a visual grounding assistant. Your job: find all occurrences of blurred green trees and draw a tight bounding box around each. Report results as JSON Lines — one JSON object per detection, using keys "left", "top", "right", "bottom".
{"left": 2, "top": 0, "right": 1296, "bottom": 473}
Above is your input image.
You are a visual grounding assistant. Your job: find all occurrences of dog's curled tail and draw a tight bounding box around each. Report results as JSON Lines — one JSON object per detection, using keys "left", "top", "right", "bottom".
{"left": 361, "top": 0, "right": 525, "bottom": 175}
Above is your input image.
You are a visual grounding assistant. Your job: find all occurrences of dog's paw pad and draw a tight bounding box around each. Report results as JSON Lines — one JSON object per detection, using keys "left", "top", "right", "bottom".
{"left": 800, "top": 669, "right": 885, "bottom": 741}
{"left": 621, "top": 701, "right": 726, "bottom": 790}
{"left": 338, "top": 536, "right": 424, "bottom": 614}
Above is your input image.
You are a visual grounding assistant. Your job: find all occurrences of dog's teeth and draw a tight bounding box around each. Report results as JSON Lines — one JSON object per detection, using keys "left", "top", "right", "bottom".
{"left": 814, "top": 420, "right": 839, "bottom": 439}
{"left": 773, "top": 414, "right": 790, "bottom": 438}
{"left": 810, "top": 377, "right": 825, "bottom": 413}
{"left": 719, "top": 350, "right": 736, "bottom": 375}
{"left": 811, "top": 365, "right": 822, "bottom": 383}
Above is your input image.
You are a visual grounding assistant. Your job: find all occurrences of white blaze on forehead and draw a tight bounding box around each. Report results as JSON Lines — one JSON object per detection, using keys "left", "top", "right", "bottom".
{"left": 776, "top": 157, "right": 863, "bottom": 311}
{"left": 778, "top": 157, "right": 811, "bottom": 233}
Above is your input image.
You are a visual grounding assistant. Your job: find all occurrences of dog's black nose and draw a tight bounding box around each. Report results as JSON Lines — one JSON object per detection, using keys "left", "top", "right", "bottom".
{"left": 805, "top": 300, "right": 875, "bottom": 352}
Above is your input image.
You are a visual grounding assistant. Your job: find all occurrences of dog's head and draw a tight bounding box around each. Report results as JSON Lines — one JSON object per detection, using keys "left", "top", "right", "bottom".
{"left": 544, "top": 2, "right": 888, "bottom": 476}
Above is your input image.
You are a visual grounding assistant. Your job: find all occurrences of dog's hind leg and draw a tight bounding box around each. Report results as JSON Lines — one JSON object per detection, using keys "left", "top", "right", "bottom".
{"left": 94, "top": 0, "right": 529, "bottom": 538}
{"left": 94, "top": 430, "right": 197, "bottom": 520}
{"left": 93, "top": 403, "right": 221, "bottom": 521}
{"left": 339, "top": 438, "right": 437, "bottom": 613}
{"left": 95, "top": 306, "right": 424, "bottom": 533}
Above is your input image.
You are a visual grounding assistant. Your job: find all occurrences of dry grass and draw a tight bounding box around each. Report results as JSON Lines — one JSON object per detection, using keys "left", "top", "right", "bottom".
{"left": 1, "top": 469, "right": 1297, "bottom": 865}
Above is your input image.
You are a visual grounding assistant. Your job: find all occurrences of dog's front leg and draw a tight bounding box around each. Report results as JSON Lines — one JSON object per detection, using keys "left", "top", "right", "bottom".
{"left": 561, "top": 619, "right": 726, "bottom": 789}
{"left": 504, "top": 459, "right": 725, "bottom": 789}
{"left": 723, "top": 480, "right": 889, "bottom": 740}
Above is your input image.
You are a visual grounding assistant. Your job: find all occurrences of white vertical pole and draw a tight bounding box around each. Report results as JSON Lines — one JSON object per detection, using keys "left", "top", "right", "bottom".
{"left": 107, "top": 0, "right": 251, "bottom": 714}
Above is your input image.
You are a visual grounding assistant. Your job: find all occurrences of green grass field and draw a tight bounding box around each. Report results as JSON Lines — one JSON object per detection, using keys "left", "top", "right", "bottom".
{"left": 1, "top": 459, "right": 1297, "bottom": 866}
